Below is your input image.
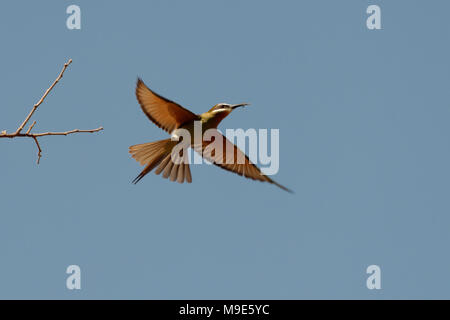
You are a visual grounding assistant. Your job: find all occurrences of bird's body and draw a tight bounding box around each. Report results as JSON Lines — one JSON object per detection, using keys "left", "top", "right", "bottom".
{"left": 130, "top": 78, "right": 291, "bottom": 192}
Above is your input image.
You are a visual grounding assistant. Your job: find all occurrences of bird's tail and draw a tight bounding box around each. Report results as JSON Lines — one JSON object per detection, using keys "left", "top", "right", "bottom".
{"left": 129, "top": 139, "right": 192, "bottom": 184}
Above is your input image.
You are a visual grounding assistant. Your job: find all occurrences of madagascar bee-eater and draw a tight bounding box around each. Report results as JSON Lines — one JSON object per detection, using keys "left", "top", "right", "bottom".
{"left": 129, "top": 78, "right": 291, "bottom": 192}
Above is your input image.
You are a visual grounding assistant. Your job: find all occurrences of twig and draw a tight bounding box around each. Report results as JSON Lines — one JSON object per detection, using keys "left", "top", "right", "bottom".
{"left": 26, "top": 121, "right": 36, "bottom": 134}
{"left": 15, "top": 59, "right": 72, "bottom": 135}
{"left": 32, "top": 136, "right": 42, "bottom": 164}
{"left": 0, "top": 59, "right": 103, "bottom": 164}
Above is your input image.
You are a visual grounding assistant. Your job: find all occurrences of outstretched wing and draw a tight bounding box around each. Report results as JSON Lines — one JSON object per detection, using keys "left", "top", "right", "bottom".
{"left": 197, "top": 129, "right": 292, "bottom": 192}
{"left": 136, "top": 78, "right": 199, "bottom": 133}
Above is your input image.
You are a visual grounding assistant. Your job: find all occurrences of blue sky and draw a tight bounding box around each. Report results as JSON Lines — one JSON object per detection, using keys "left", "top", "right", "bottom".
{"left": 1, "top": 0, "right": 450, "bottom": 299}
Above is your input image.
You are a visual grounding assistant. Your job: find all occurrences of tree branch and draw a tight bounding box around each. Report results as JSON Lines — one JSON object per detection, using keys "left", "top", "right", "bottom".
{"left": 0, "top": 59, "right": 103, "bottom": 164}
{"left": 32, "top": 136, "right": 42, "bottom": 164}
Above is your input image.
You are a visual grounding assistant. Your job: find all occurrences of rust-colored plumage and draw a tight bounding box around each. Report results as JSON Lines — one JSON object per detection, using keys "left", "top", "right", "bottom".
{"left": 135, "top": 78, "right": 199, "bottom": 133}
{"left": 130, "top": 78, "right": 291, "bottom": 192}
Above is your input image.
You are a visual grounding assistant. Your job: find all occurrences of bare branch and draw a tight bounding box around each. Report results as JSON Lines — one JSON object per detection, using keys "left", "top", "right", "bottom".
{"left": 26, "top": 121, "right": 36, "bottom": 134}
{"left": 15, "top": 59, "right": 72, "bottom": 135}
{"left": 32, "top": 127, "right": 104, "bottom": 137}
{"left": 0, "top": 59, "right": 103, "bottom": 164}
{"left": 32, "top": 136, "right": 42, "bottom": 164}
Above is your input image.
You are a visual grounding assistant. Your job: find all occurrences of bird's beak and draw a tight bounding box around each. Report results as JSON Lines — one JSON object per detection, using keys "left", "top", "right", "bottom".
{"left": 231, "top": 103, "right": 250, "bottom": 110}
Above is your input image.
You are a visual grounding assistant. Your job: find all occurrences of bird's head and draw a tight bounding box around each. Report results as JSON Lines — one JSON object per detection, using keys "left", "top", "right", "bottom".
{"left": 208, "top": 102, "right": 250, "bottom": 115}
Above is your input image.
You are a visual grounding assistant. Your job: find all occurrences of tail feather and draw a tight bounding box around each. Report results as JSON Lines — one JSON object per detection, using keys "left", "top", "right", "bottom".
{"left": 177, "top": 163, "right": 185, "bottom": 183}
{"left": 129, "top": 139, "right": 192, "bottom": 184}
{"left": 170, "top": 164, "right": 179, "bottom": 181}
{"left": 155, "top": 154, "right": 172, "bottom": 175}
{"left": 184, "top": 163, "right": 192, "bottom": 183}
{"left": 131, "top": 152, "right": 166, "bottom": 184}
{"left": 162, "top": 160, "right": 174, "bottom": 179}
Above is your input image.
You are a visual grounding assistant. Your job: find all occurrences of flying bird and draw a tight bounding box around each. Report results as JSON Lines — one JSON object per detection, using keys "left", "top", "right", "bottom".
{"left": 129, "top": 78, "right": 291, "bottom": 192}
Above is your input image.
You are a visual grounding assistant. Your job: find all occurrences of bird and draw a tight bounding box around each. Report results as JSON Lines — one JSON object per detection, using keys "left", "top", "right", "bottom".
{"left": 129, "top": 78, "right": 292, "bottom": 192}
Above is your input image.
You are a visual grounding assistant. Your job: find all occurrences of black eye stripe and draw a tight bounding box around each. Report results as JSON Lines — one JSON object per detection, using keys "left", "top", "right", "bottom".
{"left": 214, "top": 104, "right": 229, "bottom": 110}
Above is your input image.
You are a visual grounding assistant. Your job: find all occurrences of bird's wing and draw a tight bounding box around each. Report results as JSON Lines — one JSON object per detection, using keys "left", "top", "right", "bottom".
{"left": 197, "top": 129, "right": 292, "bottom": 192}
{"left": 136, "top": 78, "right": 199, "bottom": 133}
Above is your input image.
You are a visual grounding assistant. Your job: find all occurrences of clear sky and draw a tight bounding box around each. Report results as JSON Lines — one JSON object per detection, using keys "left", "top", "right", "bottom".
{"left": 1, "top": 0, "right": 450, "bottom": 299}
